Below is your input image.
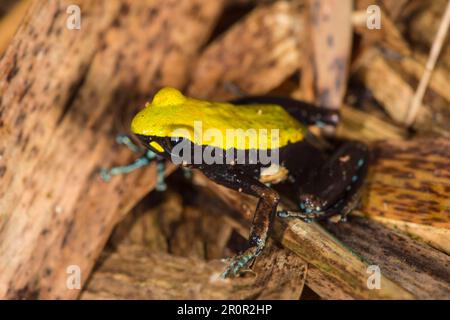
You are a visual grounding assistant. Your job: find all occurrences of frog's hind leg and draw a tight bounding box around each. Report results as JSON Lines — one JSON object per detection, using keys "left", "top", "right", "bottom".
{"left": 279, "top": 140, "right": 369, "bottom": 222}
{"left": 202, "top": 166, "right": 279, "bottom": 278}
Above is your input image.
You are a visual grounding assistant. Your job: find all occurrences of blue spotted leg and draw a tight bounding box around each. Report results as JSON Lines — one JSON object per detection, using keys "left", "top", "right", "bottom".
{"left": 277, "top": 140, "right": 369, "bottom": 222}
{"left": 201, "top": 166, "right": 279, "bottom": 278}
{"left": 115, "top": 134, "right": 141, "bottom": 153}
{"left": 100, "top": 134, "right": 167, "bottom": 191}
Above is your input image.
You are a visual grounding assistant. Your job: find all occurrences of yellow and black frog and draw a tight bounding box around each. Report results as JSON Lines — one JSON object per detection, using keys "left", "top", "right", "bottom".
{"left": 101, "top": 87, "right": 368, "bottom": 278}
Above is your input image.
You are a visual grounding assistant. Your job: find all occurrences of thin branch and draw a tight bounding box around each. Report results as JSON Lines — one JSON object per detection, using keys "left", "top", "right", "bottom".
{"left": 405, "top": 0, "right": 450, "bottom": 126}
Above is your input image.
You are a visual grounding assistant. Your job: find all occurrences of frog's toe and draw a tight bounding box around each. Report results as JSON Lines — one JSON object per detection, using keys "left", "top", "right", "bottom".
{"left": 220, "top": 247, "right": 260, "bottom": 279}
{"left": 299, "top": 194, "right": 325, "bottom": 213}
{"left": 115, "top": 134, "right": 140, "bottom": 153}
{"left": 221, "top": 257, "right": 246, "bottom": 278}
{"left": 221, "top": 263, "right": 238, "bottom": 279}
{"left": 99, "top": 168, "right": 112, "bottom": 182}
{"left": 277, "top": 209, "right": 320, "bottom": 223}
{"left": 276, "top": 210, "right": 290, "bottom": 218}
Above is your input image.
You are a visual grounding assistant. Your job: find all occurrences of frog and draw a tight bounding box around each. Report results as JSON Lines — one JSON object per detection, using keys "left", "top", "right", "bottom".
{"left": 101, "top": 87, "right": 369, "bottom": 278}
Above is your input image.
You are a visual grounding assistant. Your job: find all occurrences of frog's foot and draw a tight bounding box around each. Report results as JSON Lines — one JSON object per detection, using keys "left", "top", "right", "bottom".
{"left": 277, "top": 209, "right": 323, "bottom": 223}
{"left": 115, "top": 134, "right": 141, "bottom": 153}
{"left": 100, "top": 134, "right": 153, "bottom": 181}
{"left": 100, "top": 155, "right": 151, "bottom": 182}
{"left": 221, "top": 246, "right": 262, "bottom": 279}
{"left": 277, "top": 192, "right": 362, "bottom": 223}
{"left": 99, "top": 167, "right": 113, "bottom": 182}
{"left": 100, "top": 132, "right": 161, "bottom": 182}
{"left": 100, "top": 151, "right": 166, "bottom": 191}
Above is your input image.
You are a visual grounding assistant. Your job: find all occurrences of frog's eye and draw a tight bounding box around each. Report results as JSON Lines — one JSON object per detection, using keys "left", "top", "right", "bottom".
{"left": 149, "top": 141, "right": 164, "bottom": 153}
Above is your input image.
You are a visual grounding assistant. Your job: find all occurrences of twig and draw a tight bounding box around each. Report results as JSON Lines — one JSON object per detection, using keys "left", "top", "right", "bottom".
{"left": 405, "top": 0, "right": 450, "bottom": 126}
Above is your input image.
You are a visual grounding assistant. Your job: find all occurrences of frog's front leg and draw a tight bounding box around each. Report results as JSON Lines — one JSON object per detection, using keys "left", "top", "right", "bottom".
{"left": 202, "top": 166, "right": 279, "bottom": 278}
{"left": 115, "top": 133, "right": 141, "bottom": 153}
{"left": 279, "top": 140, "right": 369, "bottom": 222}
{"left": 99, "top": 149, "right": 156, "bottom": 180}
{"left": 100, "top": 134, "right": 167, "bottom": 191}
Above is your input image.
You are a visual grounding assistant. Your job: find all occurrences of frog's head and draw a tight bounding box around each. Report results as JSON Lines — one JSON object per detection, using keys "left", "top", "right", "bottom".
{"left": 131, "top": 87, "right": 187, "bottom": 157}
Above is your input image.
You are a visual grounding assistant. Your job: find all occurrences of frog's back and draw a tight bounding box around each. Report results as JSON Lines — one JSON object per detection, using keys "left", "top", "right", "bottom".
{"left": 131, "top": 87, "right": 306, "bottom": 150}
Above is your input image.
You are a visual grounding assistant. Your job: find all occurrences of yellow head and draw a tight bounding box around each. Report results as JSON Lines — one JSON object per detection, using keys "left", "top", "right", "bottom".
{"left": 131, "top": 87, "right": 304, "bottom": 150}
